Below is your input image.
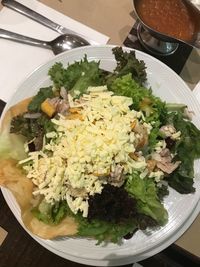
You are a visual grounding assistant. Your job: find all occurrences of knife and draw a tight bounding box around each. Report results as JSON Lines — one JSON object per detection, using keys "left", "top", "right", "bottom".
{"left": 1, "top": 0, "right": 93, "bottom": 43}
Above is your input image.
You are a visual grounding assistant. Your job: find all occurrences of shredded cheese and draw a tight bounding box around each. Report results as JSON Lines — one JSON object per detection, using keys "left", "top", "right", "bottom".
{"left": 20, "top": 86, "right": 152, "bottom": 217}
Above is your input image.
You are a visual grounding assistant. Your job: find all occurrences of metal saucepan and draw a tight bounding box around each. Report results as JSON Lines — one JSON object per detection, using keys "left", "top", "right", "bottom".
{"left": 133, "top": 0, "right": 200, "bottom": 56}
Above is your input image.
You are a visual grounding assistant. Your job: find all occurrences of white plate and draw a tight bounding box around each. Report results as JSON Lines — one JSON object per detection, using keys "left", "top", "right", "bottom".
{"left": 1, "top": 45, "right": 200, "bottom": 266}
{"left": 193, "top": 80, "right": 200, "bottom": 104}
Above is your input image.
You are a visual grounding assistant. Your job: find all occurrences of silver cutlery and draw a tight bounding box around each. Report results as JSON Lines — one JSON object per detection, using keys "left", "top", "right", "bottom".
{"left": 0, "top": 28, "right": 89, "bottom": 54}
{"left": 1, "top": 0, "right": 92, "bottom": 44}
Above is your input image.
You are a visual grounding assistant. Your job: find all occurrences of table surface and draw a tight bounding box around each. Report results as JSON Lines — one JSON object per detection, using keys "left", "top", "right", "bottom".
{"left": 0, "top": 0, "right": 200, "bottom": 264}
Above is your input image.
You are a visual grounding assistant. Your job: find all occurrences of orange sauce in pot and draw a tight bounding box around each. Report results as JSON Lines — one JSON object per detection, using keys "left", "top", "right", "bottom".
{"left": 136, "top": 0, "right": 196, "bottom": 42}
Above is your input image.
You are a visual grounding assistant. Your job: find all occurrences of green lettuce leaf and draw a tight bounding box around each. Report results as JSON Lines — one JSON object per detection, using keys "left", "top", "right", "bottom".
{"left": 10, "top": 113, "right": 55, "bottom": 142}
{"left": 106, "top": 47, "right": 147, "bottom": 86}
{"left": 109, "top": 74, "right": 167, "bottom": 122}
{"left": 165, "top": 111, "right": 200, "bottom": 193}
{"left": 125, "top": 174, "right": 168, "bottom": 225}
{"left": 76, "top": 216, "right": 137, "bottom": 244}
{"left": 0, "top": 131, "right": 26, "bottom": 160}
{"left": 31, "top": 200, "right": 69, "bottom": 225}
{"left": 28, "top": 86, "right": 54, "bottom": 112}
{"left": 48, "top": 56, "right": 104, "bottom": 97}
{"left": 31, "top": 199, "right": 137, "bottom": 244}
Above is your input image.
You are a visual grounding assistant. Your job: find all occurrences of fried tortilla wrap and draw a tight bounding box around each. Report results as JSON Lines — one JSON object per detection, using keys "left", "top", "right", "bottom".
{"left": 0, "top": 99, "right": 78, "bottom": 239}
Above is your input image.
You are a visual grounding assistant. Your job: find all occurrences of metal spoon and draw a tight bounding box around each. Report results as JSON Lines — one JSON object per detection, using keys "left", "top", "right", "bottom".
{"left": 0, "top": 29, "right": 89, "bottom": 55}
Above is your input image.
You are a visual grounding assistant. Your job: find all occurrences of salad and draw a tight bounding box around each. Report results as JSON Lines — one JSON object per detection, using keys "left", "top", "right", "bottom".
{"left": 0, "top": 47, "right": 200, "bottom": 244}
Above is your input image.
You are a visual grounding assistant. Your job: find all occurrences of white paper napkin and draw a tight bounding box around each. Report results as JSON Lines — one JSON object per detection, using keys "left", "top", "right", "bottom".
{"left": 0, "top": 0, "right": 109, "bottom": 102}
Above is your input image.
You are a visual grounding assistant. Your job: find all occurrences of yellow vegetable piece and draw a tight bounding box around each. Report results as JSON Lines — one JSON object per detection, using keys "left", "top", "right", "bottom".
{"left": 69, "top": 107, "right": 82, "bottom": 114}
{"left": 66, "top": 113, "right": 84, "bottom": 121}
{"left": 41, "top": 99, "right": 56, "bottom": 117}
{"left": 93, "top": 171, "right": 110, "bottom": 177}
{"left": 131, "top": 120, "right": 137, "bottom": 130}
{"left": 139, "top": 97, "right": 153, "bottom": 116}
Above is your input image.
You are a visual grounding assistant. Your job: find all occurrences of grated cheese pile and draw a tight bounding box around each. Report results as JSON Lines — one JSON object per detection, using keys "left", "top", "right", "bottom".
{"left": 20, "top": 86, "right": 155, "bottom": 217}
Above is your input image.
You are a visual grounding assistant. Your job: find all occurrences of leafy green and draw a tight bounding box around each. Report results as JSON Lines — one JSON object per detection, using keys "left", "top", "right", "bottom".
{"left": 10, "top": 115, "right": 31, "bottom": 138}
{"left": 157, "top": 184, "right": 169, "bottom": 201}
{"left": 105, "top": 47, "right": 147, "bottom": 86}
{"left": 76, "top": 216, "right": 137, "bottom": 244}
{"left": 108, "top": 73, "right": 167, "bottom": 152}
{"left": 28, "top": 86, "right": 54, "bottom": 112}
{"left": 87, "top": 184, "right": 137, "bottom": 223}
{"left": 48, "top": 57, "right": 104, "bottom": 97}
{"left": 37, "top": 115, "right": 55, "bottom": 133}
{"left": 165, "top": 111, "right": 200, "bottom": 193}
{"left": 109, "top": 74, "right": 167, "bottom": 123}
{"left": 31, "top": 200, "right": 69, "bottom": 225}
{"left": 109, "top": 73, "right": 147, "bottom": 104}
{"left": 167, "top": 169, "right": 195, "bottom": 194}
{"left": 48, "top": 47, "right": 148, "bottom": 98}
{"left": 148, "top": 121, "right": 162, "bottom": 150}
{"left": 125, "top": 174, "right": 168, "bottom": 225}
{"left": 31, "top": 199, "right": 138, "bottom": 244}
{"left": 10, "top": 113, "right": 55, "bottom": 142}
{"left": 48, "top": 62, "right": 67, "bottom": 88}
{"left": 0, "top": 131, "right": 27, "bottom": 160}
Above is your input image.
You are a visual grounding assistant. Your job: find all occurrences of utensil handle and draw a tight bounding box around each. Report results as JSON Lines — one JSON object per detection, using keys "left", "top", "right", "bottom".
{"left": 1, "top": 0, "right": 66, "bottom": 34}
{"left": 0, "top": 28, "right": 51, "bottom": 49}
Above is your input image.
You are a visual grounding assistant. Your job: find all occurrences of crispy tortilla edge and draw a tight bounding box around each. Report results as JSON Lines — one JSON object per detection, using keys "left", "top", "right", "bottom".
{"left": 0, "top": 99, "right": 78, "bottom": 239}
